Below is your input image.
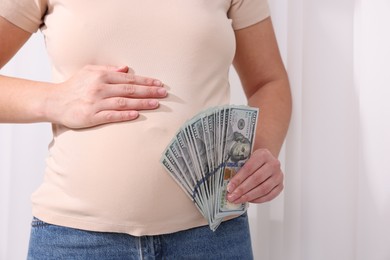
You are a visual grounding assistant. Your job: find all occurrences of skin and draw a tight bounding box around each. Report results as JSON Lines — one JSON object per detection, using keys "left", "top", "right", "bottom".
{"left": 0, "top": 17, "right": 167, "bottom": 127}
{"left": 227, "top": 17, "right": 292, "bottom": 204}
{"left": 0, "top": 15, "right": 291, "bottom": 205}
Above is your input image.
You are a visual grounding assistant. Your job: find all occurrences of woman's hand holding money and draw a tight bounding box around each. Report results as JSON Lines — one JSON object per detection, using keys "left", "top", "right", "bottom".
{"left": 45, "top": 65, "right": 167, "bottom": 128}
{"left": 226, "top": 148, "right": 284, "bottom": 204}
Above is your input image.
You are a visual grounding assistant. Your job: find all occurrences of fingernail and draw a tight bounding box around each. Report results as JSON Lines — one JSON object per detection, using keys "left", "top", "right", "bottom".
{"left": 153, "top": 80, "right": 162, "bottom": 86}
{"left": 158, "top": 88, "right": 167, "bottom": 95}
{"left": 227, "top": 193, "right": 238, "bottom": 202}
{"left": 149, "top": 100, "right": 159, "bottom": 107}
{"left": 117, "top": 65, "right": 128, "bottom": 70}
{"left": 227, "top": 183, "right": 235, "bottom": 193}
{"left": 129, "top": 111, "right": 139, "bottom": 117}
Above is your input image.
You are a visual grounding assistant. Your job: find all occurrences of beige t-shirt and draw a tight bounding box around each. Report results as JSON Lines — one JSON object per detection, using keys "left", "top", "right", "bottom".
{"left": 0, "top": 0, "right": 269, "bottom": 235}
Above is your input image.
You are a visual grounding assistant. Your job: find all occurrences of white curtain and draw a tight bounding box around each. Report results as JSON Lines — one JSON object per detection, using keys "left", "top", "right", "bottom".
{"left": 242, "top": 0, "right": 390, "bottom": 259}
{"left": 1, "top": 0, "right": 390, "bottom": 259}
{"left": 0, "top": 33, "right": 52, "bottom": 260}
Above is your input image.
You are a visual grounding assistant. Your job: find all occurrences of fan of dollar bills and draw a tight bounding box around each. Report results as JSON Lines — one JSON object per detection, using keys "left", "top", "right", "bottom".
{"left": 160, "top": 105, "right": 259, "bottom": 231}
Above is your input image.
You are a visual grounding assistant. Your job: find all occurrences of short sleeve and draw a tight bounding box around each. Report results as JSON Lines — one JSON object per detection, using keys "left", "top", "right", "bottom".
{"left": 228, "top": 0, "right": 270, "bottom": 30}
{"left": 0, "top": 0, "right": 48, "bottom": 33}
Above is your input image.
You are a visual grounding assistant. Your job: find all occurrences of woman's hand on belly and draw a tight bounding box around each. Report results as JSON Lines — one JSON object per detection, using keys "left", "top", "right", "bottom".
{"left": 45, "top": 65, "right": 167, "bottom": 128}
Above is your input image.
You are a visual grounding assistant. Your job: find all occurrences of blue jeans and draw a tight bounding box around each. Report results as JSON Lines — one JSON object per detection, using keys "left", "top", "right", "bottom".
{"left": 27, "top": 214, "right": 253, "bottom": 259}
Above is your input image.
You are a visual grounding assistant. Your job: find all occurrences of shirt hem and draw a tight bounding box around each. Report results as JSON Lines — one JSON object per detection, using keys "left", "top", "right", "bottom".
{"left": 32, "top": 208, "right": 214, "bottom": 236}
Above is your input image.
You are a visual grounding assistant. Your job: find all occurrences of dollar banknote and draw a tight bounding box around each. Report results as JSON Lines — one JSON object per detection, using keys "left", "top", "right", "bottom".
{"left": 160, "top": 105, "right": 259, "bottom": 231}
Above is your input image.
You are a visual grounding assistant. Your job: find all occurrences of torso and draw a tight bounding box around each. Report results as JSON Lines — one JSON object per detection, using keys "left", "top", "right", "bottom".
{"left": 33, "top": 0, "right": 236, "bottom": 235}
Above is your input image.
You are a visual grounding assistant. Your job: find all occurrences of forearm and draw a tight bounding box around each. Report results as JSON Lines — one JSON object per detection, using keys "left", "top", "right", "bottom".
{"left": 0, "top": 74, "right": 53, "bottom": 123}
{"left": 247, "top": 78, "right": 292, "bottom": 157}
{"left": 227, "top": 18, "right": 289, "bottom": 204}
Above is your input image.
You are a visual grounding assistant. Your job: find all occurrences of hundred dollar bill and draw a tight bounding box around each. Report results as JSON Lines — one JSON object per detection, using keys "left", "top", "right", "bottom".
{"left": 217, "top": 106, "right": 258, "bottom": 218}
{"left": 161, "top": 156, "right": 192, "bottom": 200}
{"left": 168, "top": 139, "right": 196, "bottom": 191}
{"left": 160, "top": 105, "right": 259, "bottom": 230}
{"left": 164, "top": 136, "right": 208, "bottom": 215}
{"left": 188, "top": 117, "right": 214, "bottom": 221}
{"left": 177, "top": 128, "right": 211, "bottom": 221}
{"left": 201, "top": 111, "right": 215, "bottom": 171}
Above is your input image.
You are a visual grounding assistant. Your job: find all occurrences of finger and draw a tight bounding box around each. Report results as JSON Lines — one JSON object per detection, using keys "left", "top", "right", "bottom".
{"left": 96, "top": 97, "right": 160, "bottom": 112}
{"left": 227, "top": 162, "right": 275, "bottom": 202}
{"left": 226, "top": 149, "right": 271, "bottom": 193}
{"left": 103, "top": 71, "right": 163, "bottom": 87}
{"left": 134, "top": 74, "right": 163, "bottom": 87}
{"left": 85, "top": 64, "right": 129, "bottom": 72}
{"left": 230, "top": 172, "right": 283, "bottom": 204}
{"left": 92, "top": 110, "right": 139, "bottom": 125}
{"left": 116, "top": 66, "right": 131, "bottom": 73}
{"left": 249, "top": 184, "right": 284, "bottom": 204}
{"left": 102, "top": 84, "right": 167, "bottom": 99}
{"left": 84, "top": 65, "right": 163, "bottom": 87}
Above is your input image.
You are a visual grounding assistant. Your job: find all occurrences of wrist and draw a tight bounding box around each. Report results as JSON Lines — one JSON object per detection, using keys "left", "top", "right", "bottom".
{"left": 37, "top": 82, "right": 60, "bottom": 124}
